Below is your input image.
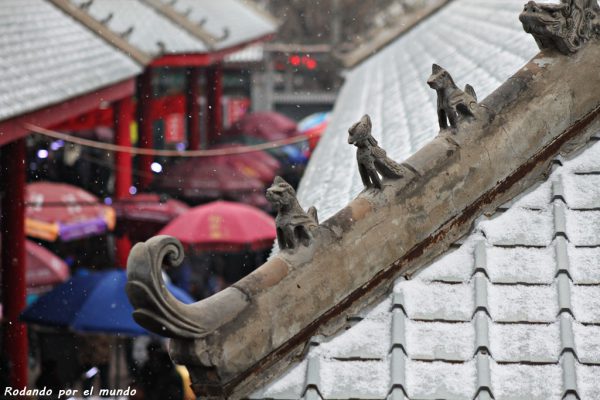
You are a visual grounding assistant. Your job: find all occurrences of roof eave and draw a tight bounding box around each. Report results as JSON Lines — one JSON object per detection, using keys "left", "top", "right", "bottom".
{"left": 48, "top": 0, "right": 152, "bottom": 66}
{"left": 148, "top": 33, "right": 275, "bottom": 67}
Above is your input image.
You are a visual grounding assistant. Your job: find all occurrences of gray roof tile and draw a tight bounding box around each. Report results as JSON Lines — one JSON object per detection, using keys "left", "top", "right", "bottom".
{"left": 0, "top": 0, "right": 141, "bottom": 121}
{"left": 577, "top": 365, "right": 600, "bottom": 399}
{"left": 489, "top": 323, "right": 560, "bottom": 363}
{"left": 571, "top": 285, "right": 600, "bottom": 324}
{"left": 568, "top": 247, "right": 600, "bottom": 284}
{"left": 405, "top": 359, "right": 476, "bottom": 400}
{"left": 319, "top": 360, "right": 389, "bottom": 399}
{"left": 405, "top": 320, "right": 474, "bottom": 361}
{"left": 565, "top": 210, "right": 600, "bottom": 246}
{"left": 486, "top": 246, "right": 556, "bottom": 284}
{"left": 394, "top": 281, "right": 474, "bottom": 321}
{"left": 490, "top": 363, "right": 563, "bottom": 400}
{"left": 574, "top": 322, "right": 600, "bottom": 363}
{"left": 488, "top": 283, "right": 558, "bottom": 323}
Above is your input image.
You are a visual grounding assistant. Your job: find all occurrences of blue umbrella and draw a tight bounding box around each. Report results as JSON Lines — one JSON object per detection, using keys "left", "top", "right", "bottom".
{"left": 21, "top": 269, "right": 193, "bottom": 335}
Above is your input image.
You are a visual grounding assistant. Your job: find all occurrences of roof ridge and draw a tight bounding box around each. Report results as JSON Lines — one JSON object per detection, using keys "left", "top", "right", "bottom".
{"left": 47, "top": 0, "right": 151, "bottom": 65}
{"left": 140, "top": 0, "right": 218, "bottom": 50}
{"left": 127, "top": 4, "right": 600, "bottom": 399}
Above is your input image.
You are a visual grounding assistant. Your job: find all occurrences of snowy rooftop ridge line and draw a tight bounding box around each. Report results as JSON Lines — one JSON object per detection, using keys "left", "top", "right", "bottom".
{"left": 254, "top": 134, "right": 600, "bottom": 400}
{"left": 125, "top": 1, "right": 600, "bottom": 399}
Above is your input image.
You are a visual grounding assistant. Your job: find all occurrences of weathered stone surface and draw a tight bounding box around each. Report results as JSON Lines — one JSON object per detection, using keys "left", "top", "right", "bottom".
{"left": 520, "top": 0, "right": 600, "bottom": 55}
{"left": 126, "top": 42, "right": 600, "bottom": 399}
{"left": 266, "top": 176, "right": 319, "bottom": 251}
{"left": 348, "top": 114, "right": 404, "bottom": 189}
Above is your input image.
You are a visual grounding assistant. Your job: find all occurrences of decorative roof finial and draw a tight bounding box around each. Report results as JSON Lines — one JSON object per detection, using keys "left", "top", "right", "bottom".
{"left": 427, "top": 64, "right": 479, "bottom": 132}
{"left": 120, "top": 26, "right": 134, "bottom": 40}
{"left": 520, "top": 0, "right": 600, "bottom": 55}
{"left": 100, "top": 12, "right": 113, "bottom": 25}
{"left": 217, "top": 27, "right": 230, "bottom": 42}
{"left": 266, "top": 176, "right": 319, "bottom": 251}
{"left": 79, "top": 0, "right": 94, "bottom": 11}
{"left": 348, "top": 115, "right": 404, "bottom": 190}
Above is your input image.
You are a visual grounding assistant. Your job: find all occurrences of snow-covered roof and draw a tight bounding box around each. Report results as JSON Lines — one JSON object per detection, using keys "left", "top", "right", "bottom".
{"left": 157, "top": 0, "right": 276, "bottom": 50}
{"left": 253, "top": 133, "right": 600, "bottom": 400}
{"left": 224, "top": 42, "right": 265, "bottom": 64}
{"left": 69, "top": 0, "right": 209, "bottom": 56}
{"left": 297, "top": 0, "right": 540, "bottom": 221}
{"left": 0, "top": 0, "right": 142, "bottom": 121}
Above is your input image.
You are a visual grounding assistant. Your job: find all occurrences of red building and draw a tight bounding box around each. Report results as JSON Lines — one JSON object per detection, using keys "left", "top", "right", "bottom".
{"left": 0, "top": 0, "right": 276, "bottom": 387}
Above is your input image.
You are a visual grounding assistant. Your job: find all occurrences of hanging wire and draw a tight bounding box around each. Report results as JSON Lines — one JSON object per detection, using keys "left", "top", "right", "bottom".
{"left": 25, "top": 123, "right": 311, "bottom": 157}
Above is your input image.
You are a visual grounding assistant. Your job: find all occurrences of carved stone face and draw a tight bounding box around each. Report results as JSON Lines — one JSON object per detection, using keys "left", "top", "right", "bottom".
{"left": 519, "top": 1, "right": 568, "bottom": 38}
{"left": 427, "top": 64, "right": 453, "bottom": 90}
{"left": 519, "top": 0, "right": 600, "bottom": 54}
{"left": 348, "top": 114, "right": 372, "bottom": 145}
{"left": 266, "top": 177, "right": 295, "bottom": 209}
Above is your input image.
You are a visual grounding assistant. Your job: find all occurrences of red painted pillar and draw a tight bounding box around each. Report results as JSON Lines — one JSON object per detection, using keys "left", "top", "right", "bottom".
{"left": 206, "top": 64, "right": 223, "bottom": 147}
{"left": 137, "top": 69, "right": 154, "bottom": 190}
{"left": 0, "top": 138, "right": 28, "bottom": 388}
{"left": 113, "top": 97, "right": 133, "bottom": 268}
{"left": 186, "top": 68, "right": 202, "bottom": 150}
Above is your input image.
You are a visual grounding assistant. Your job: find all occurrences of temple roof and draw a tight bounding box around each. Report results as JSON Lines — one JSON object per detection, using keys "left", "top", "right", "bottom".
{"left": 253, "top": 133, "right": 600, "bottom": 400}
{"left": 297, "top": 0, "right": 540, "bottom": 220}
{"left": 68, "top": 0, "right": 210, "bottom": 56}
{"left": 0, "top": 0, "right": 141, "bottom": 121}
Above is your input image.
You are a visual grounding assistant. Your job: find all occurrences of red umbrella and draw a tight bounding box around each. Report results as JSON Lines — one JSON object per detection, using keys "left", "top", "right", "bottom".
{"left": 26, "top": 240, "right": 69, "bottom": 292}
{"left": 25, "top": 182, "right": 115, "bottom": 242}
{"left": 159, "top": 200, "right": 276, "bottom": 251}
{"left": 113, "top": 193, "right": 190, "bottom": 242}
{"left": 154, "top": 159, "right": 265, "bottom": 202}
{"left": 224, "top": 111, "right": 299, "bottom": 141}
{"left": 211, "top": 145, "right": 281, "bottom": 184}
{"left": 114, "top": 193, "right": 189, "bottom": 224}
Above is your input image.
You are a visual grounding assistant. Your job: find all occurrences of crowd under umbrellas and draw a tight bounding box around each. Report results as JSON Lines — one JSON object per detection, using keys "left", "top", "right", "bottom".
{"left": 16, "top": 109, "right": 326, "bottom": 397}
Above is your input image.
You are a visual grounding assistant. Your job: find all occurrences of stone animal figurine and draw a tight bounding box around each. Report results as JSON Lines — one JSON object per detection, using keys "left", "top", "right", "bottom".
{"left": 520, "top": 0, "right": 600, "bottom": 55}
{"left": 266, "top": 176, "right": 319, "bottom": 250}
{"left": 427, "top": 64, "right": 478, "bottom": 131}
{"left": 348, "top": 114, "right": 404, "bottom": 190}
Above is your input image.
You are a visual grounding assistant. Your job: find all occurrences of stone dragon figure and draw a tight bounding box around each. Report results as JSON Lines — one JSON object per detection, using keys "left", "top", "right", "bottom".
{"left": 266, "top": 176, "right": 319, "bottom": 250}
{"left": 520, "top": 0, "right": 600, "bottom": 54}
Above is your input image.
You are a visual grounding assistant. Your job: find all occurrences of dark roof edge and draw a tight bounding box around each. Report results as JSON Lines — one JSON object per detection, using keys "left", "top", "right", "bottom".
{"left": 47, "top": 0, "right": 151, "bottom": 66}
{"left": 340, "top": 0, "right": 452, "bottom": 69}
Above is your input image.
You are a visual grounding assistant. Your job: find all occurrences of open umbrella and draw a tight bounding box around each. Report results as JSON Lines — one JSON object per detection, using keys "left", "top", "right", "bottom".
{"left": 26, "top": 240, "right": 69, "bottom": 293}
{"left": 210, "top": 144, "right": 281, "bottom": 184}
{"left": 224, "top": 111, "right": 299, "bottom": 141}
{"left": 154, "top": 159, "right": 264, "bottom": 202}
{"left": 298, "top": 111, "right": 330, "bottom": 151}
{"left": 159, "top": 200, "right": 276, "bottom": 251}
{"left": 113, "top": 193, "right": 190, "bottom": 241}
{"left": 26, "top": 182, "right": 115, "bottom": 242}
{"left": 21, "top": 269, "right": 193, "bottom": 335}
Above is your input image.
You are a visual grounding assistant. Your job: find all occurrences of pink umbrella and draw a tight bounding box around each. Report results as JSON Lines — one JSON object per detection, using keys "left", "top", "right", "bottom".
{"left": 26, "top": 240, "right": 69, "bottom": 293}
{"left": 159, "top": 200, "right": 276, "bottom": 251}
{"left": 224, "top": 111, "right": 299, "bottom": 141}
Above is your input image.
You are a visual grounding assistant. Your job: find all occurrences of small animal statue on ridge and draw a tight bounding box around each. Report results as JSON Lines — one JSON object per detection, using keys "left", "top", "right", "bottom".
{"left": 266, "top": 176, "right": 319, "bottom": 251}
{"left": 427, "top": 64, "right": 478, "bottom": 131}
{"left": 348, "top": 114, "right": 404, "bottom": 190}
